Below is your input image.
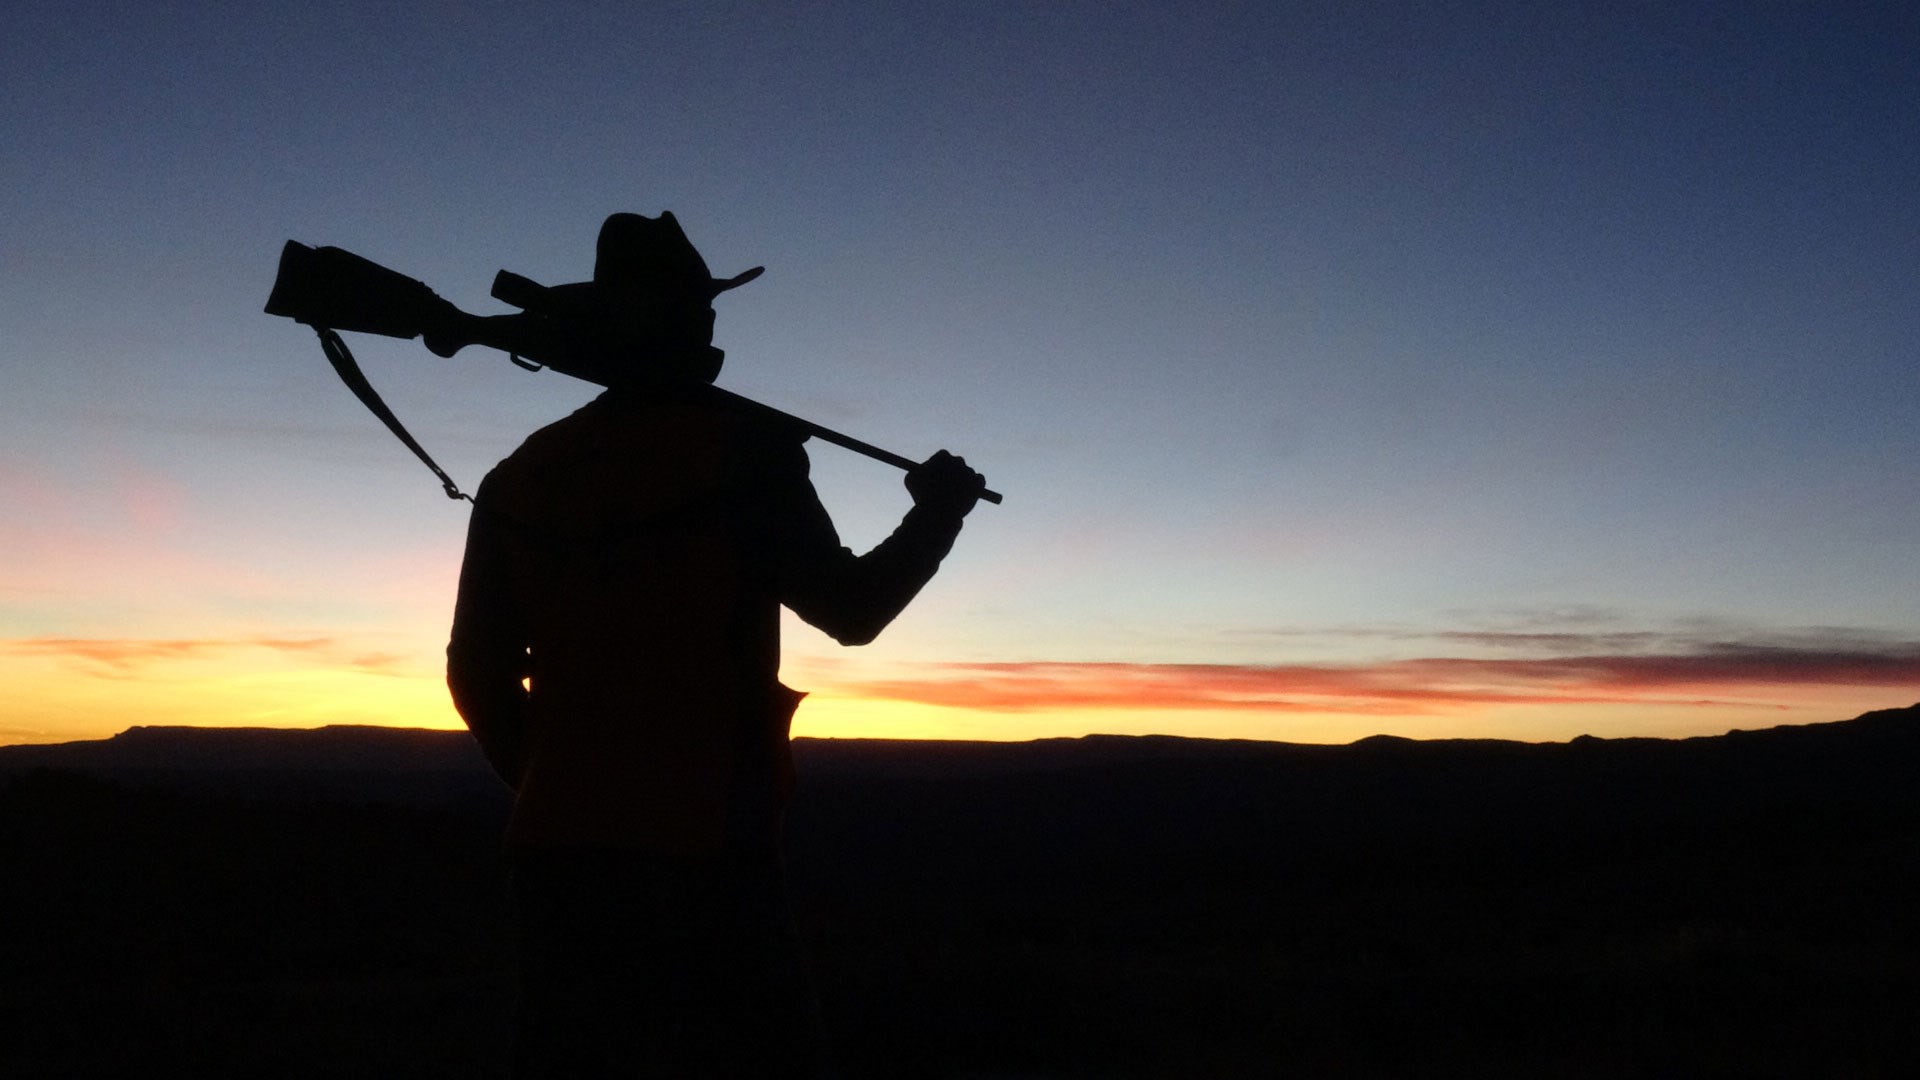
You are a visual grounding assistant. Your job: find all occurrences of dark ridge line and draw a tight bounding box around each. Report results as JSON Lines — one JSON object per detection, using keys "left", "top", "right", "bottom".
{"left": 1, "top": 702, "right": 1912, "bottom": 776}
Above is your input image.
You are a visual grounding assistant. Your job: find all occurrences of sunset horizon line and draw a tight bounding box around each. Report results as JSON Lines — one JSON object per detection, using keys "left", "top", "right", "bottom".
{"left": 7, "top": 698, "right": 1915, "bottom": 755}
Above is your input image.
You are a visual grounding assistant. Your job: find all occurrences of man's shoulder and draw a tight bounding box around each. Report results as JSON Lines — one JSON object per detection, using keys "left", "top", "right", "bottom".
{"left": 477, "top": 391, "right": 811, "bottom": 516}
{"left": 504, "top": 391, "right": 630, "bottom": 458}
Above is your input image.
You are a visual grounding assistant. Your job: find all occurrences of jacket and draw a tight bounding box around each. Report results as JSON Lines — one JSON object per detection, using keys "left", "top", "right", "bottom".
{"left": 447, "top": 387, "right": 964, "bottom": 855}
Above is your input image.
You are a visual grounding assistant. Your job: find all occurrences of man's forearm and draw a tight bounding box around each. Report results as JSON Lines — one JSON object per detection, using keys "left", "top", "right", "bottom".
{"left": 447, "top": 488, "right": 534, "bottom": 790}
{"left": 447, "top": 646, "right": 530, "bottom": 790}
{"left": 786, "top": 503, "right": 966, "bottom": 646}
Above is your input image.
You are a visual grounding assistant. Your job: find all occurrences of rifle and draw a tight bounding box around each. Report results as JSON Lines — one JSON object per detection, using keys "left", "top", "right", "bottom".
{"left": 263, "top": 241, "right": 1002, "bottom": 505}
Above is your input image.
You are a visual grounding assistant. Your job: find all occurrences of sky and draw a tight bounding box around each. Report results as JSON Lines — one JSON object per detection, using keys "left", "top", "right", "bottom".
{"left": 3, "top": 1, "right": 1917, "bottom": 747}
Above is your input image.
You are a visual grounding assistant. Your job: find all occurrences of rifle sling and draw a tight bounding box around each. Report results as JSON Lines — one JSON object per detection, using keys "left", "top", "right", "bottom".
{"left": 314, "top": 326, "right": 472, "bottom": 503}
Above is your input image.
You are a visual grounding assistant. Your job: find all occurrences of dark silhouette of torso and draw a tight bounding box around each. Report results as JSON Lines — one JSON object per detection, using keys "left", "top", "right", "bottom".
{"left": 449, "top": 384, "right": 966, "bottom": 854}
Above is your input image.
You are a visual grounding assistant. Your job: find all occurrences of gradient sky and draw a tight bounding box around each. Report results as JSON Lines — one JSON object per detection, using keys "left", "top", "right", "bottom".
{"left": 4, "top": 1, "right": 1917, "bottom": 746}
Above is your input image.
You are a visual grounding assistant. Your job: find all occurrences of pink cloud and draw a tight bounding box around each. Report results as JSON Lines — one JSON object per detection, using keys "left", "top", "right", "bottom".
{"left": 834, "top": 641, "right": 1920, "bottom": 715}
{"left": 0, "top": 635, "right": 409, "bottom": 676}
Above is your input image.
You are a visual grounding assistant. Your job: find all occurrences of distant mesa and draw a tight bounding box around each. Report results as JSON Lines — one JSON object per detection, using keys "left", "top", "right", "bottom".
{"left": 2, "top": 705, "right": 1916, "bottom": 867}
{"left": 0, "top": 724, "right": 503, "bottom": 805}
{"left": 0, "top": 723, "right": 489, "bottom": 774}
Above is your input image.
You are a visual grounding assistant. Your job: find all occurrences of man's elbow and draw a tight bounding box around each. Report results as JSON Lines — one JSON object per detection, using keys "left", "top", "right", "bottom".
{"left": 445, "top": 644, "right": 524, "bottom": 725}
{"left": 445, "top": 647, "right": 486, "bottom": 722}
{"left": 817, "top": 606, "right": 906, "bottom": 647}
{"left": 795, "top": 586, "right": 921, "bottom": 647}
{"left": 828, "top": 619, "right": 884, "bottom": 647}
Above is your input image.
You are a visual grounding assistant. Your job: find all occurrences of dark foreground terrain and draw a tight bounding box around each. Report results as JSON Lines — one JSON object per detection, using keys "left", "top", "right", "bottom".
{"left": 4, "top": 706, "right": 1918, "bottom": 1077}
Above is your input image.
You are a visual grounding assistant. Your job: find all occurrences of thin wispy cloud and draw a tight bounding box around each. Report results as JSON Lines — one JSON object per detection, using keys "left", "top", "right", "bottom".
{"left": 1, "top": 636, "right": 415, "bottom": 677}
{"left": 1225, "top": 616, "right": 1915, "bottom": 659}
{"left": 1427, "top": 631, "right": 1671, "bottom": 653}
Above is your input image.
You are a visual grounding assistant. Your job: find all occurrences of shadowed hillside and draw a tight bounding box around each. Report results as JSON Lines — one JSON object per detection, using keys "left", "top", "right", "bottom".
{"left": 4, "top": 706, "right": 1918, "bottom": 1077}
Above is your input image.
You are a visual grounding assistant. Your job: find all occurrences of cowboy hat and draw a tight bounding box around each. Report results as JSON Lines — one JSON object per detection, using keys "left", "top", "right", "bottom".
{"left": 592, "top": 211, "right": 764, "bottom": 297}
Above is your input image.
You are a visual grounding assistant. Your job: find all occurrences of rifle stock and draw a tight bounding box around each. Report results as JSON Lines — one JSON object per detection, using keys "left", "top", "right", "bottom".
{"left": 265, "top": 241, "right": 1002, "bottom": 505}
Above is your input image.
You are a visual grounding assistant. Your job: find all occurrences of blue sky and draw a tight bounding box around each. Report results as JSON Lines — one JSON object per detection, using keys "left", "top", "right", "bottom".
{"left": 3, "top": 1, "right": 1917, "bottom": 744}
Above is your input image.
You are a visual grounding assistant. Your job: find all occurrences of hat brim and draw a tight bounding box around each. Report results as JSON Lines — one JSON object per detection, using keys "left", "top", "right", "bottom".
{"left": 531, "top": 266, "right": 763, "bottom": 309}
{"left": 710, "top": 265, "right": 764, "bottom": 296}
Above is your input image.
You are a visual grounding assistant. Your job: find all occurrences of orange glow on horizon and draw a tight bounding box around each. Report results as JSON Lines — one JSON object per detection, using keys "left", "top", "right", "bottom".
{"left": 4, "top": 635, "right": 1914, "bottom": 748}
{"left": 2, "top": 635, "right": 461, "bottom": 745}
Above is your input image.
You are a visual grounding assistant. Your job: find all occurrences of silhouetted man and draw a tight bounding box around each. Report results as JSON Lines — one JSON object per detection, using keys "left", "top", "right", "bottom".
{"left": 446, "top": 212, "right": 984, "bottom": 1078}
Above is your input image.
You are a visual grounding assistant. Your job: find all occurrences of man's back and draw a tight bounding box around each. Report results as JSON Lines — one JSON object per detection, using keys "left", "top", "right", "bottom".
{"left": 450, "top": 385, "right": 977, "bottom": 854}
{"left": 451, "top": 387, "right": 808, "bottom": 852}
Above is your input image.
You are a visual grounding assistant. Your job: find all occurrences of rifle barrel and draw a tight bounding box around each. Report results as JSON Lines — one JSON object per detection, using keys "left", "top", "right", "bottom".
{"left": 700, "top": 384, "right": 1004, "bottom": 505}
